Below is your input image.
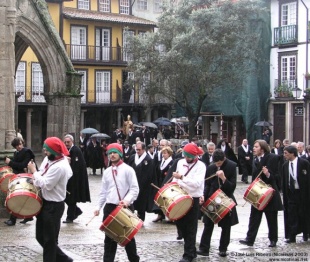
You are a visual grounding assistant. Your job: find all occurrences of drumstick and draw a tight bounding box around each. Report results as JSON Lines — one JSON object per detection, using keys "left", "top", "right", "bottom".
{"left": 151, "top": 183, "right": 160, "bottom": 190}
{"left": 85, "top": 215, "right": 96, "bottom": 226}
{"left": 205, "top": 173, "right": 217, "bottom": 181}
{"left": 66, "top": 190, "right": 71, "bottom": 195}
{"left": 256, "top": 169, "right": 264, "bottom": 179}
{"left": 165, "top": 171, "right": 179, "bottom": 184}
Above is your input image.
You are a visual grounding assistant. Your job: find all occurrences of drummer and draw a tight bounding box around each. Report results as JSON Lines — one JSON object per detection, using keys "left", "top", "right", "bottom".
{"left": 239, "top": 139, "right": 283, "bottom": 248}
{"left": 4, "top": 137, "right": 36, "bottom": 226}
{"left": 27, "top": 137, "right": 73, "bottom": 262}
{"left": 197, "top": 149, "right": 238, "bottom": 258}
{"left": 94, "top": 143, "right": 140, "bottom": 262}
{"left": 172, "top": 143, "right": 205, "bottom": 262}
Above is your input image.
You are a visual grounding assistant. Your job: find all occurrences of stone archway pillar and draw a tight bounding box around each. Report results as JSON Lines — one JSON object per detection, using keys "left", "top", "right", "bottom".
{"left": 26, "top": 108, "right": 32, "bottom": 148}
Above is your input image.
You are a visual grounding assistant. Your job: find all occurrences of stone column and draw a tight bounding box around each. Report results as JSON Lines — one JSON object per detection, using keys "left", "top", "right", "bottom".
{"left": 26, "top": 109, "right": 33, "bottom": 148}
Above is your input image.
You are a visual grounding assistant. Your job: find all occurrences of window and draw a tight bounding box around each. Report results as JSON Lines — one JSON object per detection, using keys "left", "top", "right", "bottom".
{"left": 15, "top": 62, "right": 26, "bottom": 102}
{"left": 96, "top": 71, "right": 111, "bottom": 103}
{"left": 123, "top": 30, "right": 134, "bottom": 61}
{"left": 137, "top": 0, "right": 147, "bottom": 10}
{"left": 77, "top": 70, "right": 87, "bottom": 104}
{"left": 78, "top": 0, "right": 89, "bottom": 10}
{"left": 281, "top": 2, "right": 296, "bottom": 26}
{"left": 281, "top": 55, "right": 296, "bottom": 88}
{"left": 71, "top": 26, "right": 87, "bottom": 60}
{"left": 120, "top": 0, "right": 130, "bottom": 14}
{"left": 96, "top": 28, "right": 111, "bottom": 61}
{"left": 32, "top": 63, "right": 46, "bottom": 103}
{"left": 99, "top": 0, "right": 110, "bottom": 12}
{"left": 154, "top": 0, "right": 162, "bottom": 12}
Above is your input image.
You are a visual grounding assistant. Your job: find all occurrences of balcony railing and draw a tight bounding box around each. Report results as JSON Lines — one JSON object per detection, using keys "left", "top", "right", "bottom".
{"left": 274, "top": 25, "right": 298, "bottom": 45}
{"left": 65, "top": 44, "right": 132, "bottom": 64}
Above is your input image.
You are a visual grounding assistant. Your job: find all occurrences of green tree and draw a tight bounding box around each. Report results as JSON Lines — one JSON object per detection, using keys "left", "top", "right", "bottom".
{"left": 127, "top": 0, "right": 268, "bottom": 139}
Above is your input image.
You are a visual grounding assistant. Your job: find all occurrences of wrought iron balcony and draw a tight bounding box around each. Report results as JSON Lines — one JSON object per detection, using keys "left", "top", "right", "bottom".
{"left": 65, "top": 44, "right": 132, "bottom": 65}
{"left": 274, "top": 25, "right": 298, "bottom": 46}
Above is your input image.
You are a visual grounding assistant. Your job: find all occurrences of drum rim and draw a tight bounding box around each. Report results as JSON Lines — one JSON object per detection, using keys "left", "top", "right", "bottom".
{"left": 0, "top": 173, "right": 17, "bottom": 193}
{"left": 203, "top": 189, "right": 224, "bottom": 207}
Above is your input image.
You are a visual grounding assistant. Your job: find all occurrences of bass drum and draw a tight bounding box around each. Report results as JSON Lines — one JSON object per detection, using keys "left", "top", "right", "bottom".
{"left": 0, "top": 166, "right": 16, "bottom": 193}
{"left": 154, "top": 182, "right": 193, "bottom": 221}
{"left": 100, "top": 206, "right": 143, "bottom": 247}
{"left": 5, "top": 173, "right": 42, "bottom": 218}
{"left": 243, "top": 178, "right": 275, "bottom": 211}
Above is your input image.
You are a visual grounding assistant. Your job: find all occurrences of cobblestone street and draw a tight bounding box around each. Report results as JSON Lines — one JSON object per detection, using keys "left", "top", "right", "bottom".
{"left": 1, "top": 169, "right": 309, "bottom": 261}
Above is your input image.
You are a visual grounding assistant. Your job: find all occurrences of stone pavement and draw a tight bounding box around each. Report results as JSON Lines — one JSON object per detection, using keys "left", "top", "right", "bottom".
{"left": 1, "top": 168, "right": 310, "bottom": 262}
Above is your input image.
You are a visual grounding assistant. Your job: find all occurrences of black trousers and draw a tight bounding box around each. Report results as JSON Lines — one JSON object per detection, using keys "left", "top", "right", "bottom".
{"left": 246, "top": 206, "right": 278, "bottom": 243}
{"left": 175, "top": 198, "right": 200, "bottom": 261}
{"left": 287, "top": 189, "right": 303, "bottom": 238}
{"left": 199, "top": 217, "right": 231, "bottom": 252}
{"left": 103, "top": 204, "right": 140, "bottom": 262}
{"left": 65, "top": 202, "right": 82, "bottom": 221}
{"left": 36, "top": 200, "right": 72, "bottom": 262}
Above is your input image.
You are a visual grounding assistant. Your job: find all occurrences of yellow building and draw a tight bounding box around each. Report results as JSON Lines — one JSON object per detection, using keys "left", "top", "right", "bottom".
{"left": 16, "top": 0, "right": 156, "bottom": 149}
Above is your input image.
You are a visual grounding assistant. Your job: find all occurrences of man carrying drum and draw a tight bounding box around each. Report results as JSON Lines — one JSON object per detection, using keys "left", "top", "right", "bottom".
{"left": 172, "top": 143, "right": 205, "bottom": 262}
{"left": 28, "top": 137, "right": 73, "bottom": 262}
{"left": 94, "top": 143, "right": 140, "bottom": 262}
{"left": 197, "top": 149, "right": 238, "bottom": 258}
{"left": 239, "top": 139, "right": 283, "bottom": 248}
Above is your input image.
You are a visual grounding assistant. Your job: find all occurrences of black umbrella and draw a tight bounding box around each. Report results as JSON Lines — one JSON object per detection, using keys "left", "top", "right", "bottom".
{"left": 153, "top": 117, "right": 171, "bottom": 124}
{"left": 81, "top": 127, "right": 99, "bottom": 134}
{"left": 254, "top": 121, "right": 273, "bottom": 127}
{"left": 140, "top": 122, "right": 158, "bottom": 129}
{"left": 91, "top": 133, "right": 111, "bottom": 139}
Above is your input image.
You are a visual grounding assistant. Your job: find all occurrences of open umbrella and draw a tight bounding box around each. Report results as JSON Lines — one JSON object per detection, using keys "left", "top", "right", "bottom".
{"left": 254, "top": 121, "right": 273, "bottom": 127}
{"left": 140, "top": 122, "right": 158, "bottom": 129}
{"left": 81, "top": 127, "right": 99, "bottom": 134}
{"left": 91, "top": 133, "right": 111, "bottom": 139}
{"left": 153, "top": 117, "right": 171, "bottom": 124}
{"left": 155, "top": 120, "right": 172, "bottom": 126}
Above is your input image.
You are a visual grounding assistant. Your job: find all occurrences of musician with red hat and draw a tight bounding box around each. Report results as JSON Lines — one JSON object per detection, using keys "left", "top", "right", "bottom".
{"left": 28, "top": 137, "right": 73, "bottom": 262}
{"left": 94, "top": 143, "right": 140, "bottom": 262}
{"left": 172, "top": 143, "right": 206, "bottom": 262}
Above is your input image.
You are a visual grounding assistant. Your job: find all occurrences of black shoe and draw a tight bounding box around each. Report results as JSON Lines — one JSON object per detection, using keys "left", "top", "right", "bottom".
{"left": 20, "top": 218, "right": 33, "bottom": 224}
{"left": 269, "top": 241, "right": 276, "bottom": 247}
{"left": 219, "top": 251, "right": 227, "bottom": 257}
{"left": 178, "top": 258, "right": 191, "bottom": 262}
{"left": 176, "top": 235, "right": 183, "bottom": 240}
{"left": 152, "top": 215, "right": 163, "bottom": 223}
{"left": 4, "top": 220, "right": 16, "bottom": 226}
{"left": 197, "top": 249, "right": 209, "bottom": 256}
{"left": 74, "top": 210, "right": 83, "bottom": 219}
{"left": 303, "top": 234, "right": 308, "bottom": 241}
{"left": 286, "top": 238, "right": 296, "bottom": 244}
{"left": 239, "top": 239, "right": 254, "bottom": 246}
{"left": 63, "top": 219, "right": 73, "bottom": 224}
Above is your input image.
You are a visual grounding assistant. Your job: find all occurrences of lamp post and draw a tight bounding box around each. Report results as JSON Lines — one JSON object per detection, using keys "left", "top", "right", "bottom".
{"left": 292, "top": 86, "right": 302, "bottom": 99}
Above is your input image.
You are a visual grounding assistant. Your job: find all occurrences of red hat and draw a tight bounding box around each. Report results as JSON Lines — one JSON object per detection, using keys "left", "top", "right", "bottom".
{"left": 43, "top": 137, "right": 69, "bottom": 156}
{"left": 183, "top": 143, "right": 204, "bottom": 158}
{"left": 107, "top": 143, "right": 123, "bottom": 158}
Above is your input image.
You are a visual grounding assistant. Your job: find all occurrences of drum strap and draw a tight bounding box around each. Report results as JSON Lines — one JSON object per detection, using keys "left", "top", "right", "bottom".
{"left": 111, "top": 161, "right": 125, "bottom": 201}
{"left": 183, "top": 159, "right": 198, "bottom": 178}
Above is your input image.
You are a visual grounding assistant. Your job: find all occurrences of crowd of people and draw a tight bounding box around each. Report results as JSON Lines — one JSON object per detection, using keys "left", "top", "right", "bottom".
{"left": 2, "top": 125, "right": 310, "bottom": 262}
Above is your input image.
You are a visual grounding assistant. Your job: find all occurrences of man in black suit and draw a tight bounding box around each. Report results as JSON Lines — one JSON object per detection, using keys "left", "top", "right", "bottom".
{"left": 4, "top": 137, "right": 36, "bottom": 225}
{"left": 123, "top": 140, "right": 132, "bottom": 164}
{"left": 237, "top": 139, "right": 253, "bottom": 184}
{"left": 239, "top": 139, "right": 283, "bottom": 248}
{"left": 197, "top": 149, "right": 238, "bottom": 258}
{"left": 201, "top": 142, "right": 216, "bottom": 167}
{"left": 282, "top": 146, "right": 310, "bottom": 243}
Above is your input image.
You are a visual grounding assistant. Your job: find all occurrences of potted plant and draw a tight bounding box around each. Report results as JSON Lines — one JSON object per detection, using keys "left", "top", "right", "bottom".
{"left": 274, "top": 85, "right": 293, "bottom": 98}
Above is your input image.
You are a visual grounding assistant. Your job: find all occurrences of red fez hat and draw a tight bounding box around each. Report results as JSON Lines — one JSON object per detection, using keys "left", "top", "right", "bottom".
{"left": 43, "top": 137, "right": 69, "bottom": 156}
{"left": 183, "top": 143, "right": 204, "bottom": 158}
{"left": 107, "top": 143, "right": 123, "bottom": 158}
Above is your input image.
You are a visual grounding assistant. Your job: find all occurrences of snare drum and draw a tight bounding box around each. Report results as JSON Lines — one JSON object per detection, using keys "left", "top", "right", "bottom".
{"left": 99, "top": 206, "right": 143, "bottom": 247}
{"left": 154, "top": 182, "right": 193, "bottom": 221}
{"left": 5, "top": 173, "right": 42, "bottom": 218}
{"left": 201, "top": 189, "right": 236, "bottom": 224}
{"left": 0, "top": 166, "right": 16, "bottom": 193}
{"left": 243, "top": 178, "right": 275, "bottom": 211}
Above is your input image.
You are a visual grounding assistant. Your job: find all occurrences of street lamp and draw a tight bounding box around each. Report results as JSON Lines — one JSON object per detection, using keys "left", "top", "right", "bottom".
{"left": 292, "top": 86, "right": 302, "bottom": 99}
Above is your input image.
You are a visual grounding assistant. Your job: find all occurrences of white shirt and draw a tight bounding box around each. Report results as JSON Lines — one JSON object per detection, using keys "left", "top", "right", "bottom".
{"left": 33, "top": 156, "right": 72, "bottom": 202}
{"left": 97, "top": 162, "right": 139, "bottom": 210}
{"left": 172, "top": 158, "right": 205, "bottom": 197}
{"left": 289, "top": 158, "right": 299, "bottom": 189}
